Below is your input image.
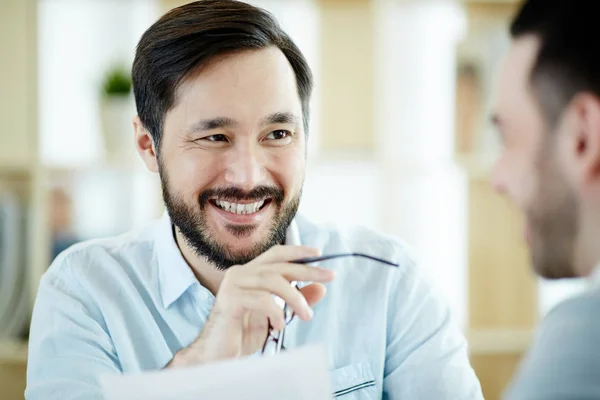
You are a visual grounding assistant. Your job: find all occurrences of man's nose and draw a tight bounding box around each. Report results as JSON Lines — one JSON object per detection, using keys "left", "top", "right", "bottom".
{"left": 223, "top": 143, "right": 266, "bottom": 191}
{"left": 490, "top": 160, "right": 508, "bottom": 197}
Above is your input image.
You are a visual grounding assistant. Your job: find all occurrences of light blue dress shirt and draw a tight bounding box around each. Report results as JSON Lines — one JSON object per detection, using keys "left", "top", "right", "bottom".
{"left": 26, "top": 213, "right": 483, "bottom": 399}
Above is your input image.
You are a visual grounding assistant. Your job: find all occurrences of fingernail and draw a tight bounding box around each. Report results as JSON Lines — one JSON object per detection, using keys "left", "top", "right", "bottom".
{"left": 320, "top": 268, "right": 334, "bottom": 278}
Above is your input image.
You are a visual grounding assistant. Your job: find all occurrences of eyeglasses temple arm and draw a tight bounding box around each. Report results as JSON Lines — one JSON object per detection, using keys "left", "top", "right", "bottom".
{"left": 292, "top": 253, "right": 399, "bottom": 267}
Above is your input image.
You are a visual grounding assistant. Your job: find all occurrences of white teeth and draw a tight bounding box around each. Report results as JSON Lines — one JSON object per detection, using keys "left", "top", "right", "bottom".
{"left": 215, "top": 199, "right": 266, "bottom": 215}
{"left": 256, "top": 200, "right": 265, "bottom": 210}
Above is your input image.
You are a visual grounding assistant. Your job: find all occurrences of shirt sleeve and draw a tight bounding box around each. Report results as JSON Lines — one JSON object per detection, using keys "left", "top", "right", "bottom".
{"left": 503, "top": 292, "right": 600, "bottom": 400}
{"left": 25, "top": 256, "right": 121, "bottom": 400}
{"left": 383, "top": 245, "right": 483, "bottom": 399}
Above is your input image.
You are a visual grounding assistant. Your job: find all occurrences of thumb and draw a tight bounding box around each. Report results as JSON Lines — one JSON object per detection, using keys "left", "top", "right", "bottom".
{"left": 298, "top": 283, "right": 327, "bottom": 307}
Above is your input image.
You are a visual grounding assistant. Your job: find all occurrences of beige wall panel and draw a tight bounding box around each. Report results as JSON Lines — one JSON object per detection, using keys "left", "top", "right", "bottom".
{"left": 470, "top": 353, "right": 523, "bottom": 400}
{"left": 318, "top": 0, "right": 373, "bottom": 150}
{"left": 0, "top": 0, "right": 37, "bottom": 168}
{"left": 161, "top": 0, "right": 191, "bottom": 13}
{"left": 468, "top": 177, "right": 538, "bottom": 329}
{"left": 466, "top": 2, "right": 518, "bottom": 22}
{"left": 0, "top": 362, "right": 26, "bottom": 400}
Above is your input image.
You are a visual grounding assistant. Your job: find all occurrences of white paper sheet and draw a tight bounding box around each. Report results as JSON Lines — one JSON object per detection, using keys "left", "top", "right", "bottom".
{"left": 100, "top": 344, "right": 332, "bottom": 400}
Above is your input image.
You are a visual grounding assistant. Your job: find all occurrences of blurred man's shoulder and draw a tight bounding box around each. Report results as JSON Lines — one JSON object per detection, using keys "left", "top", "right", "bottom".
{"left": 544, "top": 286, "right": 600, "bottom": 324}
{"left": 505, "top": 287, "right": 600, "bottom": 399}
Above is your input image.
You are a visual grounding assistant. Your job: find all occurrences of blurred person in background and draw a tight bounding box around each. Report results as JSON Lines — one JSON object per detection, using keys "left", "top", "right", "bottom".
{"left": 25, "top": 1, "right": 482, "bottom": 399}
{"left": 49, "top": 187, "right": 79, "bottom": 259}
{"left": 491, "top": 0, "right": 600, "bottom": 398}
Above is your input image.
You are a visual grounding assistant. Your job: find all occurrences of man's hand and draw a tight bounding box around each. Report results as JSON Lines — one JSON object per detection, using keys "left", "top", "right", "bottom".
{"left": 167, "top": 245, "right": 335, "bottom": 367}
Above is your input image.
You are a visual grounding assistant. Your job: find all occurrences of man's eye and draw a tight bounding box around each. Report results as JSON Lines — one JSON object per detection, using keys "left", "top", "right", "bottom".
{"left": 205, "top": 134, "right": 228, "bottom": 142}
{"left": 266, "top": 130, "right": 291, "bottom": 140}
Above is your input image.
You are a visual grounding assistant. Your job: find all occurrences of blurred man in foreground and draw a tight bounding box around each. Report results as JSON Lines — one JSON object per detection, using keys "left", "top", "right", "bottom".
{"left": 491, "top": 0, "right": 600, "bottom": 398}
{"left": 25, "top": 1, "right": 482, "bottom": 399}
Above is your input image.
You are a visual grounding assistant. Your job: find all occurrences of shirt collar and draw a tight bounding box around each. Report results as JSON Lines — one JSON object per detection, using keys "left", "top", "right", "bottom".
{"left": 155, "top": 212, "right": 198, "bottom": 309}
{"left": 155, "top": 212, "right": 303, "bottom": 308}
{"left": 285, "top": 215, "right": 301, "bottom": 246}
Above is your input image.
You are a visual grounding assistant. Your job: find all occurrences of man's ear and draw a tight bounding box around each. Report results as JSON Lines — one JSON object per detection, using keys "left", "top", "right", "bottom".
{"left": 563, "top": 93, "right": 600, "bottom": 188}
{"left": 133, "top": 116, "right": 159, "bottom": 173}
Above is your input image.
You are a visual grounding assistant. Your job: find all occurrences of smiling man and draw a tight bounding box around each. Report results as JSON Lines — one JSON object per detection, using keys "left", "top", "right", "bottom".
{"left": 25, "top": 1, "right": 482, "bottom": 399}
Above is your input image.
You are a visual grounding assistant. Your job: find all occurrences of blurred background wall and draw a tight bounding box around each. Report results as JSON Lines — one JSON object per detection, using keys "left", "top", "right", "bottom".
{"left": 0, "top": 0, "right": 590, "bottom": 399}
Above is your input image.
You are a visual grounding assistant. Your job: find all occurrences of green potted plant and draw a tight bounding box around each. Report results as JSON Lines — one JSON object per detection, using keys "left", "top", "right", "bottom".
{"left": 102, "top": 67, "right": 132, "bottom": 98}
{"left": 99, "top": 65, "right": 136, "bottom": 165}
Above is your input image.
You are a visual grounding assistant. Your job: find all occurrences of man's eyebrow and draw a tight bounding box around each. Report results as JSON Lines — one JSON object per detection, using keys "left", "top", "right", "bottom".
{"left": 187, "top": 117, "right": 237, "bottom": 134}
{"left": 261, "top": 112, "right": 301, "bottom": 127}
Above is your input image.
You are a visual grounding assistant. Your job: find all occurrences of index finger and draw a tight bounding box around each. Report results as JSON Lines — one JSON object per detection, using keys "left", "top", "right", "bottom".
{"left": 251, "top": 245, "right": 321, "bottom": 264}
{"left": 269, "top": 262, "right": 335, "bottom": 283}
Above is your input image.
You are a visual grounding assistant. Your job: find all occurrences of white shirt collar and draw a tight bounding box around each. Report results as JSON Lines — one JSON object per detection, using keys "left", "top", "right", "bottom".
{"left": 155, "top": 212, "right": 197, "bottom": 309}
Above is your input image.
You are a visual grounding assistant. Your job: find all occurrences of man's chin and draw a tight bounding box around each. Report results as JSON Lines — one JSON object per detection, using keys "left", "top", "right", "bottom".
{"left": 213, "top": 243, "right": 270, "bottom": 269}
{"left": 223, "top": 242, "right": 264, "bottom": 258}
{"left": 531, "top": 249, "right": 578, "bottom": 280}
{"left": 534, "top": 264, "right": 577, "bottom": 280}
{"left": 215, "top": 230, "right": 274, "bottom": 259}
{"left": 223, "top": 223, "right": 260, "bottom": 239}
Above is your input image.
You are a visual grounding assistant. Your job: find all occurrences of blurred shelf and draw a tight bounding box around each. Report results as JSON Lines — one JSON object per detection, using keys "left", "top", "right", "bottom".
{"left": 0, "top": 338, "right": 28, "bottom": 364}
{"left": 42, "top": 162, "right": 146, "bottom": 175}
{"left": 463, "top": 0, "right": 518, "bottom": 3}
{"left": 0, "top": 162, "right": 35, "bottom": 178}
{"left": 467, "top": 328, "right": 533, "bottom": 355}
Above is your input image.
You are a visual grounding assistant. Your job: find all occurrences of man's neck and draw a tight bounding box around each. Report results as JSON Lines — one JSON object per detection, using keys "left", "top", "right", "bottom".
{"left": 575, "top": 207, "right": 600, "bottom": 277}
{"left": 173, "top": 227, "right": 223, "bottom": 295}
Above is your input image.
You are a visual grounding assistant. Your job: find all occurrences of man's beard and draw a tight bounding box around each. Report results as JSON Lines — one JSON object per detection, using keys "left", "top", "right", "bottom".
{"left": 528, "top": 138, "right": 579, "bottom": 279}
{"left": 158, "top": 165, "right": 301, "bottom": 271}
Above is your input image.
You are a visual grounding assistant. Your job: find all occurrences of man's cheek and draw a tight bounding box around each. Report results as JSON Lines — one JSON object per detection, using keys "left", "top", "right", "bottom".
{"left": 521, "top": 169, "right": 541, "bottom": 211}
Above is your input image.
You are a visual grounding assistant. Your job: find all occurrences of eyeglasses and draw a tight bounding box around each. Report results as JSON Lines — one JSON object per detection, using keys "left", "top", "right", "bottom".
{"left": 260, "top": 253, "right": 399, "bottom": 355}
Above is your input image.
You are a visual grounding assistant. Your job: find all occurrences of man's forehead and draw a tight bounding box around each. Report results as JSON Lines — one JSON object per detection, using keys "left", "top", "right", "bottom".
{"left": 494, "top": 35, "right": 541, "bottom": 118}
{"left": 499, "top": 35, "right": 540, "bottom": 95}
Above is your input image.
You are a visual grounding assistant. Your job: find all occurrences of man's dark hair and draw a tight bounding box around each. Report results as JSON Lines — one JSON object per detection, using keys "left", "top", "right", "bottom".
{"left": 510, "top": 0, "right": 600, "bottom": 126}
{"left": 132, "top": 0, "right": 313, "bottom": 148}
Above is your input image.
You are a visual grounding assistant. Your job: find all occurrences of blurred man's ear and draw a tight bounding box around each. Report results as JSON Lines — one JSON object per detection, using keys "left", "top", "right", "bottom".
{"left": 565, "top": 93, "right": 600, "bottom": 193}
{"left": 133, "top": 116, "right": 159, "bottom": 173}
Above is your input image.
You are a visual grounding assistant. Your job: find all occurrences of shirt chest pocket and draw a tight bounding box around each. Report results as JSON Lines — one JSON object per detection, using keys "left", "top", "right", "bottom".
{"left": 330, "top": 361, "right": 378, "bottom": 399}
